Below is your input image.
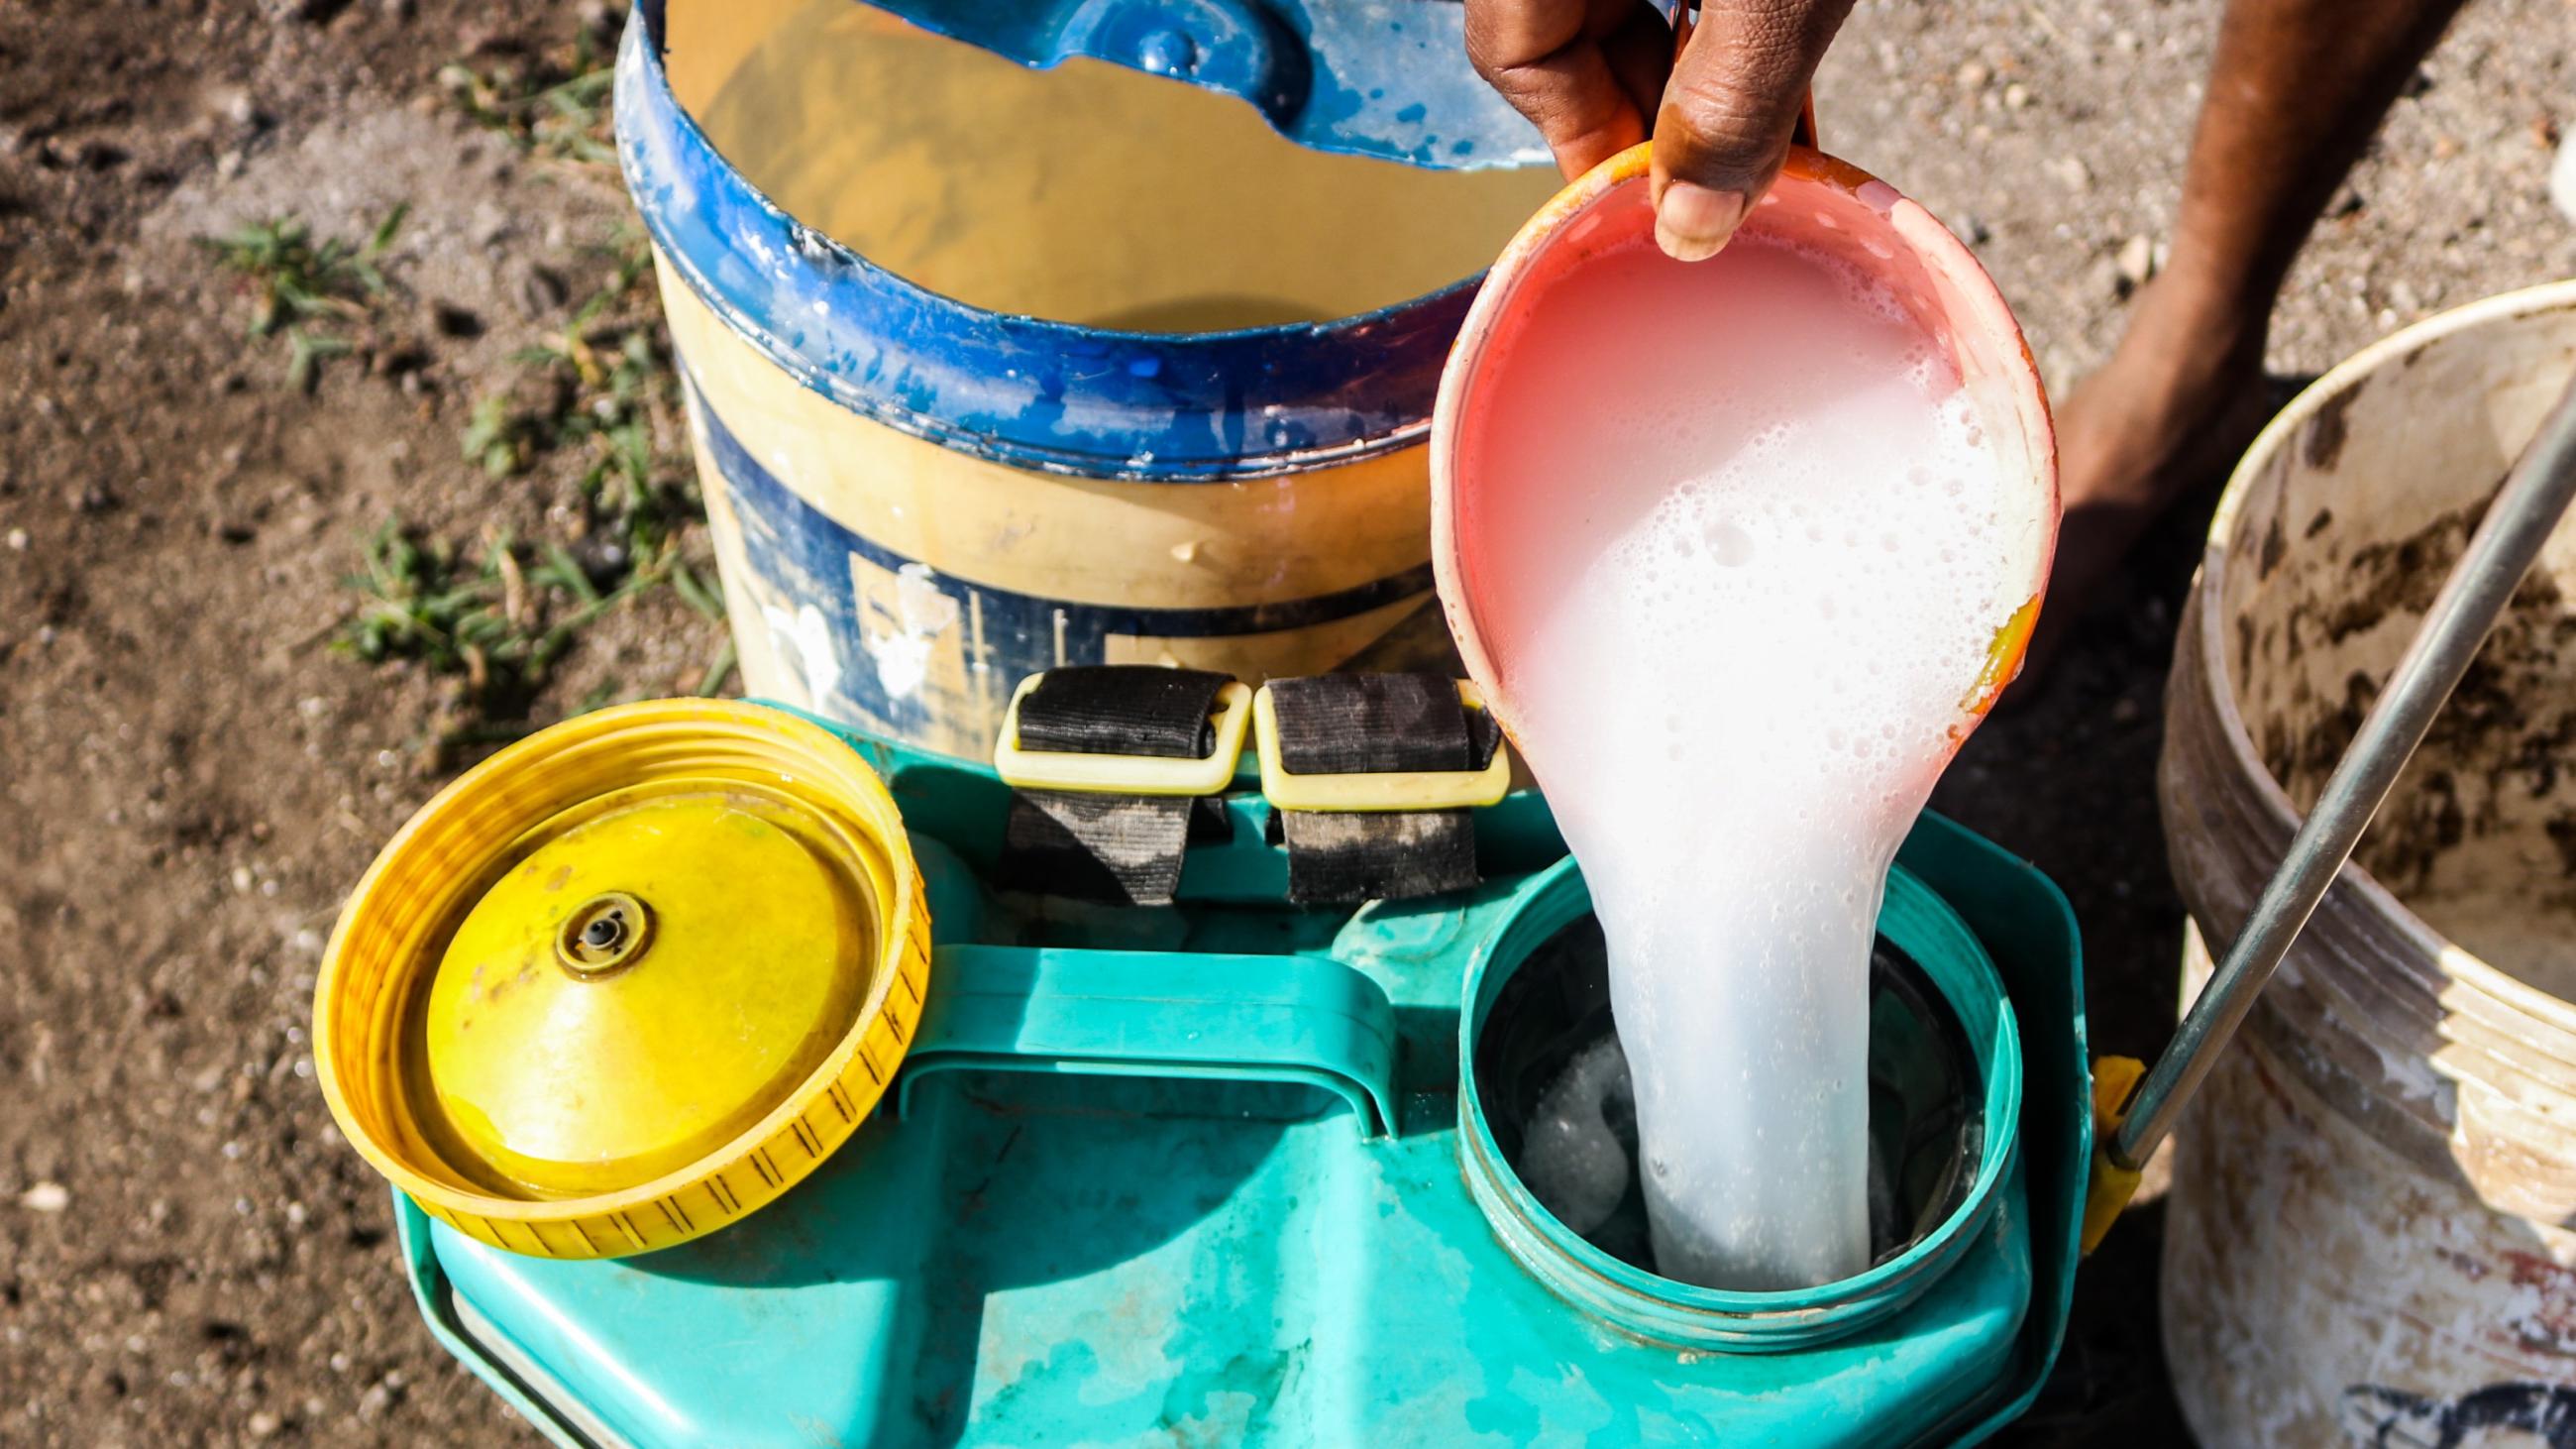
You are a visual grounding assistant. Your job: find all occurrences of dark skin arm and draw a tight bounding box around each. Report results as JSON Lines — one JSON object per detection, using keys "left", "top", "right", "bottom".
{"left": 2038, "top": 0, "right": 2472, "bottom": 658}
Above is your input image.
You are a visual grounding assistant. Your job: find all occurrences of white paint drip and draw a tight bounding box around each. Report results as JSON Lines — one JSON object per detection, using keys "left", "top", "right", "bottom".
{"left": 866, "top": 562, "right": 959, "bottom": 702}
{"left": 763, "top": 602, "right": 842, "bottom": 706}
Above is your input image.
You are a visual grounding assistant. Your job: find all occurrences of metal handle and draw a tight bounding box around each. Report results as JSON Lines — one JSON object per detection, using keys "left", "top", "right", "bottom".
{"left": 2108, "top": 374, "right": 2576, "bottom": 1172}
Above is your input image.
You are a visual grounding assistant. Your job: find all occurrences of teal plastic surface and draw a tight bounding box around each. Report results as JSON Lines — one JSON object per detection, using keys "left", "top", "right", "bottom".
{"left": 897, "top": 945, "right": 1401, "bottom": 1135}
{"left": 392, "top": 707, "right": 2090, "bottom": 1446}
{"left": 1457, "top": 857, "right": 2026, "bottom": 1354}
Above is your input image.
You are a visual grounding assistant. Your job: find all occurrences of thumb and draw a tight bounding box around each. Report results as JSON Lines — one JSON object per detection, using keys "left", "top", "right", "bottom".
{"left": 1651, "top": 0, "right": 1852, "bottom": 261}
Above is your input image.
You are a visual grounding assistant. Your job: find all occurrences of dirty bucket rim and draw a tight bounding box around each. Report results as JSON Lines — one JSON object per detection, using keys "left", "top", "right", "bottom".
{"left": 1454, "top": 853, "right": 2024, "bottom": 1346}
{"left": 2187, "top": 278, "right": 2576, "bottom": 1037}
{"left": 613, "top": 8, "right": 1526, "bottom": 481}
{"left": 1427, "top": 140, "right": 2060, "bottom": 739}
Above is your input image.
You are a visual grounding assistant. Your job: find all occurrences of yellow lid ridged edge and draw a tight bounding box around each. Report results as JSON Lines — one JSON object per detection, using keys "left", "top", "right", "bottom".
{"left": 313, "top": 699, "right": 930, "bottom": 1260}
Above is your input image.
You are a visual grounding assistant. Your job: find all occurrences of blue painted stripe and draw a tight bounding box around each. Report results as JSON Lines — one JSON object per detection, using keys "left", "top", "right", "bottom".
{"left": 617, "top": 9, "right": 1511, "bottom": 482}
{"left": 846, "top": 0, "right": 1551, "bottom": 172}
{"left": 697, "top": 384, "right": 1433, "bottom": 733}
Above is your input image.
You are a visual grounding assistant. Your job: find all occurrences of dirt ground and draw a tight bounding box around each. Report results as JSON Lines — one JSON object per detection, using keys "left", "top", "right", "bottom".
{"left": 1, "top": 1, "right": 2568, "bottom": 1445}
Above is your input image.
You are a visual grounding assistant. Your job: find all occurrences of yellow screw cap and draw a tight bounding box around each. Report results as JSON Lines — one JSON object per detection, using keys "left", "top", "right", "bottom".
{"left": 315, "top": 700, "right": 931, "bottom": 1260}
{"left": 422, "top": 788, "right": 874, "bottom": 1199}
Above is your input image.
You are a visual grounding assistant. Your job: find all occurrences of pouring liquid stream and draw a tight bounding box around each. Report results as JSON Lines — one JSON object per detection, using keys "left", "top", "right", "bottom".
{"left": 1476, "top": 231, "right": 2026, "bottom": 1289}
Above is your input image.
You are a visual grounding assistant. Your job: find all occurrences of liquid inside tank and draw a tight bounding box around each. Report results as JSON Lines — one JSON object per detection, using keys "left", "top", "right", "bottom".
{"left": 1475, "top": 915, "right": 1986, "bottom": 1277}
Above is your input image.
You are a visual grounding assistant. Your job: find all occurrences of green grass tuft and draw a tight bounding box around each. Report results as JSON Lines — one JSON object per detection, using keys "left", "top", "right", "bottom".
{"left": 198, "top": 205, "right": 408, "bottom": 390}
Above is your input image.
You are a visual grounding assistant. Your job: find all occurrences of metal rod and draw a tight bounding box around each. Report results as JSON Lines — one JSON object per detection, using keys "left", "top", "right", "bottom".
{"left": 2111, "top": 375, "right": 2576, "bottom": 1171}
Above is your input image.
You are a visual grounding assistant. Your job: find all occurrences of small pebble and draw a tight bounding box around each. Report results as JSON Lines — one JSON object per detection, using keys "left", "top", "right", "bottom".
{"left": 2116, "top": 234, "right": 2158, "bottom": 288}
{"left": 2550, "top": 132, "right": 2576, "bottom": 225}
{"left": 6, "top": 528, "right": 27, "bottom": 551}
{"left": 2002, "top": 83, "right": 2031, "bottom": 112}
{"left": 20, "top": 1181, "right": 69, "bottom": 1212}
{"left": 248, "top": 1411, "right": 282, "bottom": 1439}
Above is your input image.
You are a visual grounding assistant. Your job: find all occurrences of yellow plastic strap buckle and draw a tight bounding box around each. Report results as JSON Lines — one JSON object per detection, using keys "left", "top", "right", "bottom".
{"left": 2081, "top": 1055, "right": 2149, "bottom": 1255}
{"left": 992, "top": 674, "right": 1253, "bottom": 797}
{"left": 1254, "top": 680, "right": 1514, "bottom": 813}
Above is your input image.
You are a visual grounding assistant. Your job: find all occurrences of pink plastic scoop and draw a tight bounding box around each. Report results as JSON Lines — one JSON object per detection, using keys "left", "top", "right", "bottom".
{"left": 1431, "top": 142, "right": 2059, "bottom": 741}
{"left": 1426, "top": 139, "right": 2060, "bottom": 1289}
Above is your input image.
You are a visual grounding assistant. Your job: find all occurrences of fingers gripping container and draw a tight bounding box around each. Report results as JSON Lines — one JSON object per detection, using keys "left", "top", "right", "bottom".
{"left": 331, "top": 695, "right": 2094, "bottom": 1447}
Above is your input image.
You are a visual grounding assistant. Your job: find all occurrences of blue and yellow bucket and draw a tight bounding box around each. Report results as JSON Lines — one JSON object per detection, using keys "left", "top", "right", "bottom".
{"left": 615, "top": 0, "right": 1560, "bottom": 757}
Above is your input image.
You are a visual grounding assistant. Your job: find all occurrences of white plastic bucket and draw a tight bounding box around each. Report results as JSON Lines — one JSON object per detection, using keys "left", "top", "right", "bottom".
{"left": 2160, "top": 281, "right": 2576, "bottom": 1445}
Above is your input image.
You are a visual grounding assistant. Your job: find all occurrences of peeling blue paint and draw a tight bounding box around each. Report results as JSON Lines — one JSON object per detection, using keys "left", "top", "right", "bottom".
{"left": 615, "top": 5, "right": 1546, "bottom": 482}
{"left": 820, "top": 0, "right": 1551, "bottom": 171}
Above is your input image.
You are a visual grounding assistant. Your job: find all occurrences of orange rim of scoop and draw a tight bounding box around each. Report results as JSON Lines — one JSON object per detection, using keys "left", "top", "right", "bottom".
{"left": 1429, "top": 143, "right": 2059, "bottom": 747}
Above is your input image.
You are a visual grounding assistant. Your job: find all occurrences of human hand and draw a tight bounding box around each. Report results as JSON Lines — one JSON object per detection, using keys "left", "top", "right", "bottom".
{"left": 1464, "top": 0, "right": 1856, "bottom": 260}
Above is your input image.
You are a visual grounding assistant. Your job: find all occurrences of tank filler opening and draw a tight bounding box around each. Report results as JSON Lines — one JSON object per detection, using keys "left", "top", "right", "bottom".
{"left": 1475, "top": 916, "right": 1986, "bottom": 1279}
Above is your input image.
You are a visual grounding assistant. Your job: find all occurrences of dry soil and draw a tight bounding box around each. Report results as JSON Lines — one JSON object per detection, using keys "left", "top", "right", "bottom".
{"left": 2, "top": 1, "right": 2570, "bottom": 1445}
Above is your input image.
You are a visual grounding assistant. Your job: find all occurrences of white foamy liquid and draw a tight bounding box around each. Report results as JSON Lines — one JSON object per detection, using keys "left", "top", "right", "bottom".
{"left": 1520, "top": 1036, "right": 1635, "bottom": 1237}
{"left": 1478, "top": 235, "right": 2022, "bottom": 1290}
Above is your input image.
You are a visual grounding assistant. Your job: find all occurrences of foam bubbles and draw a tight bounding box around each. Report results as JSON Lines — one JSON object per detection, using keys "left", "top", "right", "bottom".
{"left": 1708, "top": 521, "right": 1757, "bottom": 567}
{"left": 1476, "top": 232, "right": 2024, "bottom": 1291}
{"left": 1519, "top": 1037, "right": 1636, "bottom": 1237}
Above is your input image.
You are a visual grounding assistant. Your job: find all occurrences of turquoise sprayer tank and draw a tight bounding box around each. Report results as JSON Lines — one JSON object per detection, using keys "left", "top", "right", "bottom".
{"left": 330, "top": 692, "right": 2092, "bottom": 1446}
{"left": 317, "top": 4, "right": 2097, "bottom": 1439}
